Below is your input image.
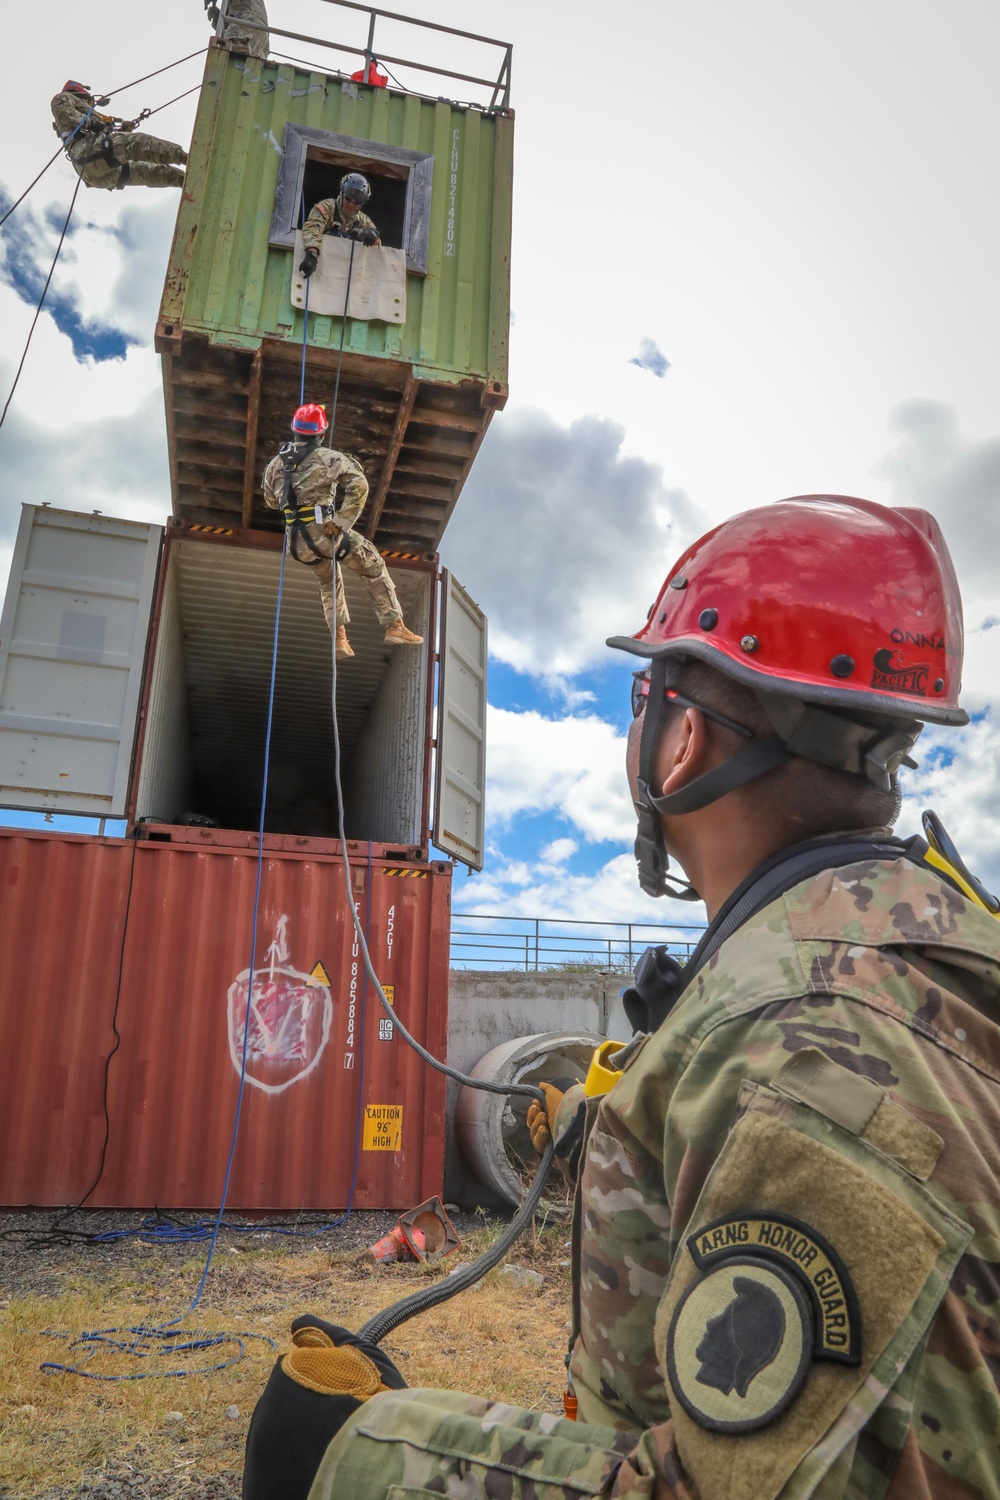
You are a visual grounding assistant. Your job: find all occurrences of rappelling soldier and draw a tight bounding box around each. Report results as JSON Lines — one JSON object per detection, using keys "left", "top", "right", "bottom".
{"left": 244, "top": 495, "right": 1000, "bottom": 1500}
{"left": 51, "top": 81, "right": 187, "bottom": 190}
{"left": 262, "top": 404, "right": 423, "bottom": 655}
{"left": 298, "top": 173, "right": 381, "bottom": 279}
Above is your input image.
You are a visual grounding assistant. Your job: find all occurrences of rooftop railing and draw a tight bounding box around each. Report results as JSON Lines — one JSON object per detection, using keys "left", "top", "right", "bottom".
{"left": 212, "top": 0, "right": 513, "bottom": 110}
{"left": 451, "top": 913, "right": 707, "bottom": 973}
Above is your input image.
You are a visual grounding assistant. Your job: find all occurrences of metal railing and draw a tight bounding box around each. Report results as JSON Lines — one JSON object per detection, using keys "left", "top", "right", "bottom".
{"left": 214, "top": 0, "right": 513, "bottom": 110}
{"left": 451, "top": 913, "right": 707, "bottom": 973}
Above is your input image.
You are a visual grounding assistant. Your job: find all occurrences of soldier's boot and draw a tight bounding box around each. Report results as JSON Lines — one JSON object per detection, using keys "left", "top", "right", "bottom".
{"left": 335, "top": 625, "right": 355, "bottom": 659}
{"left": 384, "top": 619, "right": 424, "bottom": 646}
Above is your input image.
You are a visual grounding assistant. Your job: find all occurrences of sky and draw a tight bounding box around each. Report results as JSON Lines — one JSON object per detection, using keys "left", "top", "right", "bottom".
{"left": 1, "top": 0, "right": 999, "bottom": 944}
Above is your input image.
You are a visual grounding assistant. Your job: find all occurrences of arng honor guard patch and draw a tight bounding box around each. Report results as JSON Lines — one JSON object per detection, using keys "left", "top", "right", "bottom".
{"left": 666, "top": 1213, "right": 861, "bottom": 1434}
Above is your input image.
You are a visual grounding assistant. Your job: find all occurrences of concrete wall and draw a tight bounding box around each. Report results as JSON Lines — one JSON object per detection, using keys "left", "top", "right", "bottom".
{"left": 443, "top": 970, "right": 631, "bottom": 1205}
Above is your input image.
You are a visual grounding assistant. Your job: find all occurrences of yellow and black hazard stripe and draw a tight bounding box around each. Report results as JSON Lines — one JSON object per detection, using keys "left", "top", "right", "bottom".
{"left": 189, "top": 523, "right": 235, "bottom": 535}
{"left": 380, "top": 549, "right": 424, "bottom": 562}
{"left": 382, "top": 867, "right": 429, "bottom": 878}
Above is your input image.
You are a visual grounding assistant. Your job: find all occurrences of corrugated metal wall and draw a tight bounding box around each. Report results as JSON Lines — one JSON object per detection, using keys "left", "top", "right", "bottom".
{"left": 133, "top": 554, "right": 190, "bottom": 823}
{"left": 344, "top": 571, "right": 431, "bottom": 845}
{"left": 161, "top": 44, "right": 512, "bottom": 383}
{"left": 0, "top": 829, "right": 451, "bottom": 1211}
{"left": 0, "top": 833, "right": 134, "bottom": 1204}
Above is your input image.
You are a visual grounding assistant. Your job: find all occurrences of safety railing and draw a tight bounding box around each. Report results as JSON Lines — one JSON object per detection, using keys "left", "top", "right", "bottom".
{"left": 450, "top": 913, "right": 706, "bottom": 973}
{"left": 212, "top": 0, "right": 513, "bottom": 110}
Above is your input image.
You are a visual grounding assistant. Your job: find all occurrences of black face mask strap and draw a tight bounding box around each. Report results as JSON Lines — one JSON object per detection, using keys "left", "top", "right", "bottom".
{"left": 634, "top": 657, "right": 700, "bottom": 901}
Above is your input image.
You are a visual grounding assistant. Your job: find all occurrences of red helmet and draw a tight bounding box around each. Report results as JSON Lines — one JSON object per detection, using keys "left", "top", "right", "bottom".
{"left": 608, "top": 496, "right": 967, "bottom": 727}
{"left": 63, "top": 80, "right": 93, "bottom": 95}
{"left": 291, "top": 403, "right": 328, "bottom": 435}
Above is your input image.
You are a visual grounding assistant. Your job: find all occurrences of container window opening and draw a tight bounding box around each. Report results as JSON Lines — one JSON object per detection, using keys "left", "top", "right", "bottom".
{"left": 301, "top": 153, "right": 408, "bottom": 252}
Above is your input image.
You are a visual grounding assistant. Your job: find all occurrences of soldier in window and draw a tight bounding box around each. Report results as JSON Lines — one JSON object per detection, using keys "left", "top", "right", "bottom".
{"left": 299, "top": 173, "right": 381, "bottom": 278}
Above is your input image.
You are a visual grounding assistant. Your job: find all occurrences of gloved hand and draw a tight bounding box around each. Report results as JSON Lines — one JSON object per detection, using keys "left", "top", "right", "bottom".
{"left": 360, "top": 227, "right": 379, "bottom": 247}
{"left": 299, "top": 247, "right": 319, "bottom": 278}
{"left": 526, "top": 1081, "right": 568, "bottom": 1153}
{"left": 243, "top": 1316, "right": 406, "bottom": 1500}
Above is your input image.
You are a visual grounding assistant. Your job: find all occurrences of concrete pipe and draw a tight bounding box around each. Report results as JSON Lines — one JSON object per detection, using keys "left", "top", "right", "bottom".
{"left": 455, "top": 1031, "right": 606, "bottom": 1207}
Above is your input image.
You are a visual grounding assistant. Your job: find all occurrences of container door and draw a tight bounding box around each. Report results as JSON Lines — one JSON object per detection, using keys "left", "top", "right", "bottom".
{"left": 433, "top": 570, "right": 487, "bottom": 869}
{"left": 0, "top": 505, "right": 162, "bottom": 815}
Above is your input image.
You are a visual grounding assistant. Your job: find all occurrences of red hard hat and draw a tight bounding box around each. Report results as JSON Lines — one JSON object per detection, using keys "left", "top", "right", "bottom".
{"left": 608, "top": 495, "right": 967, "bottom": 726}
{"left": 63, "top": 80, "right": 93, "bottom": 95}
{"left": 291, "top": 403, "right": 328, "bottom": 435}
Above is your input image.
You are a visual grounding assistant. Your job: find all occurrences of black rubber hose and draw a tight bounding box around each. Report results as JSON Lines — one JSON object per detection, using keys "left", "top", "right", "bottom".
{"left": 358, "top": 1137, "right": 557, "bottom": 1344}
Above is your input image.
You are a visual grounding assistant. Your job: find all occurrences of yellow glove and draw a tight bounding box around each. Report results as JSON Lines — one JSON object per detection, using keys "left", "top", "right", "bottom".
{"left": 526, "top": 1081, "right": 566, "bottom": 1154}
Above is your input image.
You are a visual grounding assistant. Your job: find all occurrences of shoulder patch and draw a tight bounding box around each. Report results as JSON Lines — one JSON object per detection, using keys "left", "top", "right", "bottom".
{"left": 687, "top": 1212, "right": 860, "bottom": 1362}
{"left": 667, "top": 1255, "right": 812, "bottom": 1432}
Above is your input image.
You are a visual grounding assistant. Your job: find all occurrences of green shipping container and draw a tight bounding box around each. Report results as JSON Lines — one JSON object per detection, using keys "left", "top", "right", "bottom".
{"left": 157, "top": 38, "right": 513, "bottom": 552}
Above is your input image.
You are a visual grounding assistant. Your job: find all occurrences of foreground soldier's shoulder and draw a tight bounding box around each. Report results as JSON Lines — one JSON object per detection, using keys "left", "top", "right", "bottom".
{"left": 654, "top": 1049, "right": 976, "bottom": 1499}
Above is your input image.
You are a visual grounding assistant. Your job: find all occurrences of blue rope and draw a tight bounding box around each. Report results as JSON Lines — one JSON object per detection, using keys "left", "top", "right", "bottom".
{"left": 43, "top": 538, "right": 291, "bottom": 1378}
{"left": 187, "top": 530, "right": 290, "bottom": 1314}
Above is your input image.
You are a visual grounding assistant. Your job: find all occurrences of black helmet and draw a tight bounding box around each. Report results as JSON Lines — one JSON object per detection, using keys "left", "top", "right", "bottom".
{"left": 339, "top": 172, "right": 371, "bottom": 206}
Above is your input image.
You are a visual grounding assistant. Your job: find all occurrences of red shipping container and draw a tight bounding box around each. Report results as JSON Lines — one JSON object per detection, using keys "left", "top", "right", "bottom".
{"left": 0, "top": 826, "right": 451, "bottom": 1211}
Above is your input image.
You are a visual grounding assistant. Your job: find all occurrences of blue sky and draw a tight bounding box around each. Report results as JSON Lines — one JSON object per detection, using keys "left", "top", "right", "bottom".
{"left": 2, "top": 0, "right": 1000, "bottom": 931}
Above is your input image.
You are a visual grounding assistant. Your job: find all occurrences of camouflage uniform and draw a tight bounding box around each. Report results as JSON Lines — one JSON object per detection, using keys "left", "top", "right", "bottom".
{"left": 50, "top": 92, "right": 187, "bottom": 190}
{"left": 222, "top": 0, "right": 270, "bottom": 59}
{"left": 262, "top": 443, "right": 403, "bottom": 634}
{"left": 301, "top": 196, "right": 379, "bottom": 253}
{"left": 308, "top": 856, "right": 1000, "bottom": 1500}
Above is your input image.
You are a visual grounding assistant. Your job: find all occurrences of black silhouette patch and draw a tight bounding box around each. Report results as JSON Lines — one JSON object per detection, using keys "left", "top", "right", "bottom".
{"left": 667, "top": 1257, "right": 813, "bottom": 1433}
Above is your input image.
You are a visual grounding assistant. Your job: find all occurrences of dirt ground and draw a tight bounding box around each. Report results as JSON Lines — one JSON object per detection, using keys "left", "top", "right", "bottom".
{"left": 0, "top": 1206, "right": 574, "bottom": 1499}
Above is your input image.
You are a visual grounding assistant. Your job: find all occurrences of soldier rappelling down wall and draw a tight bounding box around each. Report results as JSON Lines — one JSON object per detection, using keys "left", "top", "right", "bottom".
{"left": 263, "top": 405, "right": 424, "bottom": 657}
{"left": 51, "top": 81, "right": 187, "bottom": 190}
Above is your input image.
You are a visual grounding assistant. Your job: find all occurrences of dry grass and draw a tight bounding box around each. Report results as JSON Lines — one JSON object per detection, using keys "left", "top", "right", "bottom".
{"left": 0, "top": 1218, "right": 573, "bottom": 1496}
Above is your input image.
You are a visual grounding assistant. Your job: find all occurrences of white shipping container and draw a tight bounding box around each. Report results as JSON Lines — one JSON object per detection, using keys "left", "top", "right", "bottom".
{"left": 0, "top": 506, "right": 487, "bottom": 865}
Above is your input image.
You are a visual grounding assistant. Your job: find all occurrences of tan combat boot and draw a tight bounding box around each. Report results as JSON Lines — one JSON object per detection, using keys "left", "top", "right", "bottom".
{"left": 335, "top": 625, "right": 355, "bottom": 658}
{"left": 384, "top": 619, "right": 424, "bottom": 646}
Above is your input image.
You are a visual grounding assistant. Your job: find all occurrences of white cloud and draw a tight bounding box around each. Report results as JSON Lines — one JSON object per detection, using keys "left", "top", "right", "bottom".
{"left": 540, "top": 837, "right": 578, "bottom": 865}
{"left": 459, "top": 850, "right": 704, "bottom": 935}
{"left": 444, "top": 408, "right": 700, "bottom": 682}
{"left": 486, "top": 704, "right": 634, "bottom": 846}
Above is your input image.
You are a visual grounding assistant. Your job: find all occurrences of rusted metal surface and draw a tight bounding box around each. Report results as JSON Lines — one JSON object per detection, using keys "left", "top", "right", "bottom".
{"left": 0, "top": 828, "right": 452, "bottom": 1211}
{"left": 0, "top": 832, "right": 134, "bottom": 1206}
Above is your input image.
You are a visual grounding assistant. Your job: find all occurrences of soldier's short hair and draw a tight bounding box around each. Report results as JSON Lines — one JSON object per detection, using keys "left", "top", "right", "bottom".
{"left": 673, "top": 660, "right": 902, "bottom": 834}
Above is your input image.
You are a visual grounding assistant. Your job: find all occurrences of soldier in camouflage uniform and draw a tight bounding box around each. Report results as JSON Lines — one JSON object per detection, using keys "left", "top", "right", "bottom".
{"left": 247, "top": 496, "right": 1000, "bottom": 1500}
{"left": 221, "top": 0, "right": 270, "bottom": 59}
{"left": 262, "top": 404, "right": 422, "bottom": 656}
{"left": 299, "top": 173, "right": 381, "bottom": 279}
{"left": 51, "top": 82, "right": 187, "bottom": 190}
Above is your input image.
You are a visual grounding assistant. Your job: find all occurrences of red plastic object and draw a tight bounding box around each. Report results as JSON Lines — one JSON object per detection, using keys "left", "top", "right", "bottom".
{"left": 610, "top": 496, "right": 965, "bottom": 724}
{"left": 62, "top": 80, "right": 91, "bottom": 95}
{"left": 351, "top": 61, "right": 388, "bottom": 87}
{"left": 291, "top": 403, "right": 328, "bottom": 434}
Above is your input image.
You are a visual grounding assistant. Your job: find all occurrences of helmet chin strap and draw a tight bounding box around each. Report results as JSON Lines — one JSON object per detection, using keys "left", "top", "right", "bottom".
{"left": 633, "top": 658, "right": 926, "bottom": 900}
{"left": 634, "top": 656, "right": 702, "bottom": 901}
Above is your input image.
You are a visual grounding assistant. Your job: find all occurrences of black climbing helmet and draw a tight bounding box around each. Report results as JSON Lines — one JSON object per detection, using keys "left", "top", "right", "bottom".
{"left": 339, "top": 172, "right": 371, "bottom": 206}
